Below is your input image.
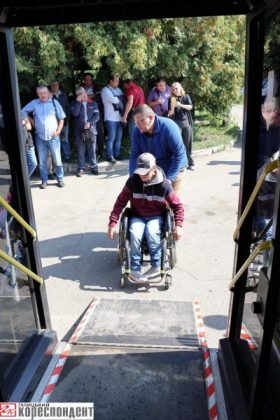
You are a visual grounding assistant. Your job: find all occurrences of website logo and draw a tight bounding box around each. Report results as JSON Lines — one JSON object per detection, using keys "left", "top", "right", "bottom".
{"left": 0, "top": 404, "right": 16, "bottom": 418}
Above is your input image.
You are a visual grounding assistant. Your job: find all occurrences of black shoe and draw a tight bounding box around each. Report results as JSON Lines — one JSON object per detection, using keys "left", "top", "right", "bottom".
{"left": 107, "top": 157, "right": 117, "bottom": 164}
{"left": 187, "top": 166, "right": 194, "bottom": 171}
{"left": 40, "top": 182, "right": 47, "bottom": 189}
{"left": 115, "top": 157, "right": 123, "bottom": 161}
{"left": 48, "top": 173, "right": 56, "bottom": 180}
{"left": 91, "top": 168, "right": 99, "bottom": 175}
{"left": 76, "top": 170, "right": 83, "bottom": 177}
{"left": 57, "top": 180, "right": 65, "bottom": 188}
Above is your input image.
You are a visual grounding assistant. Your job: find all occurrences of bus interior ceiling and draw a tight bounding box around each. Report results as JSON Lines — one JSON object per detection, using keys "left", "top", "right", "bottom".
{"left": 0, "top": 1, "right": 263, "bottom": 26}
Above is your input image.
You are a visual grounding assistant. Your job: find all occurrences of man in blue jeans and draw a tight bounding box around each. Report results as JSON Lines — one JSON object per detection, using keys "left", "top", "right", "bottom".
{"left": 21, "top": 85, "right": 65, "bottom": 189}
{"left": 108, "top": 153, "right": 184, "bottom": 282}
{"left": 101, "top": 75, "right": 124, "bottom": 163}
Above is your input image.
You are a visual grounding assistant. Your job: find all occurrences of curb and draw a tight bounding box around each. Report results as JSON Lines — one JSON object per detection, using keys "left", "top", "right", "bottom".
{"left": 63, "top": 140, "right": 239, "bottom": 175}
{"left": 63, "top": 160, "right": 128, "bottom": 174}
{"left": 192, "top": 140, "right": 237, "bottom": 157}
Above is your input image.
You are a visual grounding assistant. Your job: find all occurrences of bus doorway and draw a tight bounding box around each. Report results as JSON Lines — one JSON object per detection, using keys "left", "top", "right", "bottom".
{"left": 1, "top": 1, "right": 279, "bottom": 419}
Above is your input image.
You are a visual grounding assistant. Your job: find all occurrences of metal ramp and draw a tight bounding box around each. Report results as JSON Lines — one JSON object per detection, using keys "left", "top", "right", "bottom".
{"left": 48, "top": 298, "right": 209, "bottom": 420}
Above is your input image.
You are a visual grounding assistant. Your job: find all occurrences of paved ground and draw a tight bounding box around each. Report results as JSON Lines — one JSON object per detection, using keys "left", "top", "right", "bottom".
{"left": 230, "top": 103, "right": 244, "bottom": 129}
{"left": 31, "top": 145, "right": 241, "bottom": 349}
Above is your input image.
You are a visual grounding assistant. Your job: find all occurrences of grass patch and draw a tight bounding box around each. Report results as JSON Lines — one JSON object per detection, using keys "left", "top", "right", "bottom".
{"left": 193, "top": 123, "right": 240, "bottom": 151}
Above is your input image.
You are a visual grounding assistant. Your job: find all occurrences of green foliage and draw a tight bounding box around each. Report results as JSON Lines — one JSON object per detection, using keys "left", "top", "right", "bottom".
{"left": 13, "top": 16, "right": 246, "bottom": 116}
{"left": 264, "top": 11, "right": 280, "bottom": 79}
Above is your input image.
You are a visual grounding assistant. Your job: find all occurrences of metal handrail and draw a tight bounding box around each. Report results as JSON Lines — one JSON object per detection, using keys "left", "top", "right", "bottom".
{"left": 0, "top": 248, "right": 43, "bottom": 285}
{"left": 229, "top": 240, "right": 272, "bottom": 290}
{"left": 233, "top": 159, "right": 280, "bottom": 241}
{"left": 0, "top": 196, "right": 36, "bottom": 240}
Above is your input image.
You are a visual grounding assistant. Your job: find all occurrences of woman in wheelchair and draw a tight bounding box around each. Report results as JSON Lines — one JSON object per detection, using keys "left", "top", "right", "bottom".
{"left": 107, "top": 153, "right": 184, "bottom": 283}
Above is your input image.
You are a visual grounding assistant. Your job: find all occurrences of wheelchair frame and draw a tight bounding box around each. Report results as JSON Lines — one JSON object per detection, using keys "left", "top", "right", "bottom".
{"left": 117, "top": 207, "right": 177, "bottom": 289}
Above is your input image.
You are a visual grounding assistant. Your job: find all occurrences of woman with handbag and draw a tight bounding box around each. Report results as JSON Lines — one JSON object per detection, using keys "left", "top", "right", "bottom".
{"left": 71, "top": 87, "right": 100, "bottom": 177}
{"left": 168, "top": 82, "right": 194, "bottom": 170}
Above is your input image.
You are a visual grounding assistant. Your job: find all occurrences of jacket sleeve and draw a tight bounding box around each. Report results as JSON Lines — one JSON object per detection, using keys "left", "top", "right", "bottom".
{"left": 88, "top": 102, "right": 100, "bottom": 125}
{"left": 164, "top": 123, "right": 187, "bottom": 181}
{"left": 71, "top": 100, "right": 83, "bottom": 117}
{"left": 109, "top": 184, "right": 132, "bottom": 227}
{"left": 165, "top": 190, "right": 184, "bottom": 227}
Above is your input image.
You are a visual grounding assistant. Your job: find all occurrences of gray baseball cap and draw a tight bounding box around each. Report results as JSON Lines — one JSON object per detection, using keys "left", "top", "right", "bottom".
{"left": 134, "top": 153, "right": 156, "bottom": 175}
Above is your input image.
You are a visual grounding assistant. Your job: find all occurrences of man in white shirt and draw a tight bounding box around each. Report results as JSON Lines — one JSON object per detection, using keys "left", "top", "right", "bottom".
{"left": 101, "top": 75, "right": 125, "bottom": 163}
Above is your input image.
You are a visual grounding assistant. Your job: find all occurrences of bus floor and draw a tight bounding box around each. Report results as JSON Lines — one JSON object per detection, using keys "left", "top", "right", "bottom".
{"left": 48, "top": 298, "right": 209, "bottom": 420}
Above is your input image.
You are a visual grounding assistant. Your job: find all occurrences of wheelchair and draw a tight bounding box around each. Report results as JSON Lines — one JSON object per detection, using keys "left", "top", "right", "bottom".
{"left": 117, "top": 207, "right": 177, "bottom": 289}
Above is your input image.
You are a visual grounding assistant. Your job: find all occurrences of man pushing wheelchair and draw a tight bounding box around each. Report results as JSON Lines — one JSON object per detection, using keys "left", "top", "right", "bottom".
{"left": 107, "top": 153, "right": 184, "bottom": 283}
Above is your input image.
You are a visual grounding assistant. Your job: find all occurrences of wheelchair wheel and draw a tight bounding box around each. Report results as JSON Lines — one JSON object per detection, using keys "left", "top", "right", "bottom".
{"left": 118, "top": 210, "right": 130, "bottom": 264}
{"left": 120, "top": 275, "right": 126, "bottom": 288}
{"left": 118, "top": 247, "right": 125, "bottom": 264}
{"left": 167, "top": 242, "right": 177, "bottom": 268}
{"left": 164, "top": 274, "right": 172, "bottom": 290}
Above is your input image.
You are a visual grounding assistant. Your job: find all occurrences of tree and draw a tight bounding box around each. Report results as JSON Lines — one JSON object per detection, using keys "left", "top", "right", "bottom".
{"left": 14, "top": 16, "right": 245, "bottom": 117}
{"left": 264, "top": 11, "right": 280, "bottom": 81}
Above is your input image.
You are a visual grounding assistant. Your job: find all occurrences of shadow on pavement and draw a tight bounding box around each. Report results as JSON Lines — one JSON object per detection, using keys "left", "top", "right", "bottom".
{"left": 207, "top": 160, "right": 240, "bottom": 166}
{"left": 39, "top": 233, "right": 165, "bottom": 294}
{"left": 203, "top": 314, "right": 228, "bottom": 330}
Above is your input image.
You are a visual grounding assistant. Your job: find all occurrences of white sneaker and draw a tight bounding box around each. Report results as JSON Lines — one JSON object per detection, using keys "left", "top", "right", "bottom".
{"left": 129, "top": 271, "right": 148, "bottom": 282}
{"left": 145, "top": 266, "right": 161, "bottom": 278}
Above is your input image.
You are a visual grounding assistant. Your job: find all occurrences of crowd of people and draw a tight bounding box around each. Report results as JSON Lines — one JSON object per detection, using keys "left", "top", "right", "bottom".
{"left": 20, "top": 74, "right": 194, "bottom": 189}
{"left": 19, "top": 71, "right": 280, "bottom": 283}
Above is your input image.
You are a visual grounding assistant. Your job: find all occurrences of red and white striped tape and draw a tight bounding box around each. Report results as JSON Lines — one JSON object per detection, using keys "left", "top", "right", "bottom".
{"left": 40, "top": 342, "right": 71, "bottom": 402}
{"left": 241, "top": 323, "right": 258, "bottom": 350}
{"left": 193, "top": 301, "right": 218, "bottom": 420}
{"left": 39, "top": 298, "right": 99, "bottom": 402}
{"left": 70, "top": 297, "right": 99, "bottom": 344}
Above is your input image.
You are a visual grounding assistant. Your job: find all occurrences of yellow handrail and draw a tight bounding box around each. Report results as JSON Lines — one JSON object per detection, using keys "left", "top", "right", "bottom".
{"left": 0, "top": 248, "right": 43, "bottom": 285}
{"left": 0, "top": 196, "right": 36, "bottom": 240}
{"left": 229, "top": 240, "right": 272, "bottom": 290}
{"left": 233, "top": 160, "right": 280, "bottom": 241}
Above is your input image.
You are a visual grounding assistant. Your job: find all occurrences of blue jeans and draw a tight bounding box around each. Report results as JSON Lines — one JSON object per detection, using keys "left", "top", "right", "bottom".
{"left": 26, "top": 146, "right": 37, "bottom": 177}
{"left": 129, "top": 216, "right": 164, "bottom": 272}
{"left": 35, "top": 136, "right": 64, "bottom": 182}
{"left": 60, "top": 125, "right": 71, "bottom": 160}
{"left": 105, "top": 120, "right": 123, "bottom": 159}
{"left": 75, "top": 137, "right": 97, "bottom": 171}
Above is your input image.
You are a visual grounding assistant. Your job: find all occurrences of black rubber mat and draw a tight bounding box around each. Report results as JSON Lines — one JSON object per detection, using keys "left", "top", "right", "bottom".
{"left": 50, "top": 345, "right": 208, "bottom": 420}
{"left": 76, "top": 298, "right": 199, "bottom": 348}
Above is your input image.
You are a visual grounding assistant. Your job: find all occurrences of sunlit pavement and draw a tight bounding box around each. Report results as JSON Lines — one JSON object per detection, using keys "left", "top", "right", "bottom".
{"left": 31, "top": 145, "right": 241, "bottom": 349}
